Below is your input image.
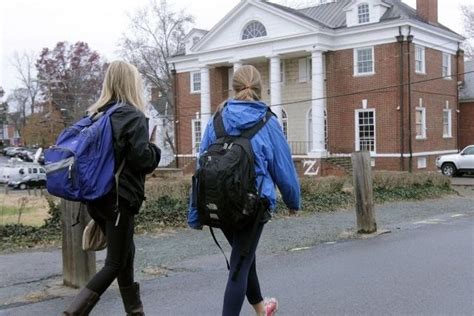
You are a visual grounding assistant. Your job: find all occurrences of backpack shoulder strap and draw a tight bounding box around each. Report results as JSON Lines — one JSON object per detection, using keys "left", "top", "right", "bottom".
{"left": 90, "top": 102, "right": 124, "bottom": 122}
{"left": 240, "top": 109, "right": 275, "bottom": 139}
{"left": 213, "top": 111, "right": 227, "bottom": 139}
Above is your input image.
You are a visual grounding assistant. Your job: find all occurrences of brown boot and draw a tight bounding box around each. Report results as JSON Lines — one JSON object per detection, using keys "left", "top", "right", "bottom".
{"left": 119, "top": 282, "right": 144, "bottom": 315}
{"left": 63, "top": 287, "right": 99, "bottom": 315}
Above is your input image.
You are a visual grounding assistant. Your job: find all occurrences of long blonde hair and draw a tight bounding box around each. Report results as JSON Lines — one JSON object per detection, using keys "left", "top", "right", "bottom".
{"left": 88, "top": 60, "right": 145, "bottom": 114}
{"left": 232, "top": 65, "right": 262, "bottom": 101}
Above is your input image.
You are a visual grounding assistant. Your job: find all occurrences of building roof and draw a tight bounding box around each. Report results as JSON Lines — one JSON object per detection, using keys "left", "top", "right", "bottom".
{"left": 460, "top": 60, "right": 474, "bottom": 101}
{"left": 265, "top": 0, "right": 461, "bottom": 35}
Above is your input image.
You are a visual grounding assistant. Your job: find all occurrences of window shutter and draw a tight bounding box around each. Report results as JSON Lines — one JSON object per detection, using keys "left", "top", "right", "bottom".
{"left": 299, "top": 58, "right": 307, "bottom": 82}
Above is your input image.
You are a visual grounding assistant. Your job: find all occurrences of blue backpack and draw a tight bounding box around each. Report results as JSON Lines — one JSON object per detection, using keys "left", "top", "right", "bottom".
{"left": 44, "top": 103, "right": 124, "bottom": 202}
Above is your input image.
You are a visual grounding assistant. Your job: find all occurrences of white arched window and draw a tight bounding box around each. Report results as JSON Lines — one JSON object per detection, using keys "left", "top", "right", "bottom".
{"left": 358, "top": 4, "right": 370, "bottom": 24}
{"left": 282, "top": 109, "right": 288, "bottom": 139}
{"left": 242, "top": 21, "right": 267, "bottom": 40}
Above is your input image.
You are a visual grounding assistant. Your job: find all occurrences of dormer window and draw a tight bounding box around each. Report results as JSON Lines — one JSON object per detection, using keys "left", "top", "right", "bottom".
{"left": 358, "top": 4, "right": 370, "bottom": 24}
{"left": 242, "top": 21, "right": 267, "bottom": 40}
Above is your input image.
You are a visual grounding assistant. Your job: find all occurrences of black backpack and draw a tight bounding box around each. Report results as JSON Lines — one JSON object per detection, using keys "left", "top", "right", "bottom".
{"left": 195, "top": 109, "right": 273, "bottom": 231}
{"left": 193, "top": 109, "right": 273, "bottom": 280}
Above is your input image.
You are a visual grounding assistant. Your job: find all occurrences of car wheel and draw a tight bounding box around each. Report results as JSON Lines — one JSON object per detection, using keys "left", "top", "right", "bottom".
{"left": 441, "top": 163, "right": 456, "bottom": 177}
{"left": 19, "top": 183, "right": 27, "bottom": 190}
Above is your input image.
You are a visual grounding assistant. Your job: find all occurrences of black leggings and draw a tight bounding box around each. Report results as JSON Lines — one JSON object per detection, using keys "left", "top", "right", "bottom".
{"left": 221, "top": 223, "right": 264, "bottom": 316}
{"left": 85, "top": 198, "right": 136, "bottom": 295}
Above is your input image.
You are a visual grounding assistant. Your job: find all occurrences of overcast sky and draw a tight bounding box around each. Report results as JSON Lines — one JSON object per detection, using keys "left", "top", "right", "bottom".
{"left": 0, "top": 0, "right": 468, "bottom": 96}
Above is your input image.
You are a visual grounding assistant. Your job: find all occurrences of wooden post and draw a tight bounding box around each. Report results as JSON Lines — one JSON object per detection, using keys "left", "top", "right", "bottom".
{"left": 351, "top": 151, "right": 377, "bottom": 234}
{"left": 61, "top": 200, "right": 96, "bottom": 288}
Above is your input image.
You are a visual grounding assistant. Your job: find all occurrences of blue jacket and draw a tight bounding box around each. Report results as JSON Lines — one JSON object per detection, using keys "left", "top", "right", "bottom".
{"left": 188, "top": 99, "right": 300, "bottom": 229}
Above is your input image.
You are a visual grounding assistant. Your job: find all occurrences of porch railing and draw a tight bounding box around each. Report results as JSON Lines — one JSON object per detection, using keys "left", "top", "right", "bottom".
{"left": 288, "top": 141, "right": 312, "bottom": 155}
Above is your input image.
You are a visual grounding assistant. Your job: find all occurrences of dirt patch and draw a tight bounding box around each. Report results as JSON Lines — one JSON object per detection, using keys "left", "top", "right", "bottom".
{"left": 0, "top": 192, "right": 51, "bottom": 226}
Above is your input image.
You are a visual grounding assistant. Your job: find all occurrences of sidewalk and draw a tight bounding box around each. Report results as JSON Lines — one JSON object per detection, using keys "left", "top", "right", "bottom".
{"left": 1, "top": 194, "right": 473, "bottom": 312}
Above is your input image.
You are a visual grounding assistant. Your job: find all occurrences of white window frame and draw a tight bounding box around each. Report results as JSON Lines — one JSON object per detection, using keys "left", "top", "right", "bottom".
{"left": 190, "top": 71, "right": 201, "bottom": 94}
{"left": 417, "top": 157, "right": 427, "bottom": 169}
{"left": 280, "top": 60, "right": 286, "bottom": 83}
{"left": 415, "top": 45, "right": 426, "bottom": 74}
{"left": 281, "top": 108, "right": 288, "bottom": 139}
{"left": 354, "top": 47, "right": 375, "bottom": 76}
{"left": 358, "top": 3, "right": 370, "bottom": 24}
{"left": 415, "top": 107, "right": 427, "bottom": 139}
{"left": 191, "top": 118, "right": 202, "bottom": 154}
{"left": 443, "top": 109, "right": 452, "bottom": 138}
{"left": 307, "top": 108, "right": 313, "bottom": 153}
{"left": 298, "top": 57, "right": 312, "bottom": 83}
{"left": 442, "top": 53, "right": 452, "bottom": 79}
{"left": 355, "top": 109, "right": 376, "bottom": 154}
{"left": 228, "top": 68, "right": 234, "bottom": 93}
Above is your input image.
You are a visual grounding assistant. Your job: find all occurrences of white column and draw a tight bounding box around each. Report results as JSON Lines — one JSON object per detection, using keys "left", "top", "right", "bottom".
{"left": 269, "top": 55, "right": 282, "bottom": 124}
{"left": 200, "top": 66, "right": 211, "bottom": 132}
{"left": 310, "top": 50, "right": 327, "bottom": 157}
{"left": 233, "top": 61, "right": 242, "bottom": 73}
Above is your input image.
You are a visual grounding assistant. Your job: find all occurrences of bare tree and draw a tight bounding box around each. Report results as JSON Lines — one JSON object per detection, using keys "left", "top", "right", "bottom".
{"left": 7, "top": 88, "right": 29, "bottom": 129}
{"left": 462, "top": 4, "right": 474, "bottom": 59}
{"left": 121, "top": 0, "right": 193, "bottom": 94}
{"left": 120, "top": 0, "right": 194, "bottom": 155}
{"left": 11, "top": 51, "right": 41, "bottom": 115}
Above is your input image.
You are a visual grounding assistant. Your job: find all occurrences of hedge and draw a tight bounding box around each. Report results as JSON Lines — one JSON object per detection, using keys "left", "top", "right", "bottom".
{"left": 1, "top": 172, "right": 454, "bottom": 250}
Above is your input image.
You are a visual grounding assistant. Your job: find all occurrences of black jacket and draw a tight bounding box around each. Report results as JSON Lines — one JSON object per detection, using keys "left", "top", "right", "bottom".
{"left": 91, "top": 101, "right": 161, "bottom": 214}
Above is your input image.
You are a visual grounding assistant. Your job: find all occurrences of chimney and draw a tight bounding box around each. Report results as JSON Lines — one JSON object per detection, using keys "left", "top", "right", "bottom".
{"left": 416, "top": 0, "right": 438, "bottom": 24}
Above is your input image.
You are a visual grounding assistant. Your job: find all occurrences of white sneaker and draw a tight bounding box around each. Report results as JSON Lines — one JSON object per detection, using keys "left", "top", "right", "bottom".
{"left": 264, "top": 297, "right": 278, "bottom": 316}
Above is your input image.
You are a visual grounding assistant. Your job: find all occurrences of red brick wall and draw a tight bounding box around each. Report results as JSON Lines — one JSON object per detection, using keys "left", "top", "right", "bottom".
{"left": 326, "top": 43, "right": 402, "bottom": 155}
{"left": 175, "top": 67, "right": 229, "bottom": 155}
{"left": 175, "top": 72, "right": 200, "bottom": 155}
{"left": 416, "top": 0, "right": 438, "bottom": 24}
{"left": 459, "top": 102, "right": 474, "bottom": 149}
{"left": 409, "top": 45, "right": 458, "bottom": 156}
{"left": 325, "top": 42, "right": 459, "bottom": 172}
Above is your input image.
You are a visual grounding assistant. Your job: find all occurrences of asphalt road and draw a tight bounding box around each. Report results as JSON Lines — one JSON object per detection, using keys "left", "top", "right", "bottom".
{"left": 2, "top": 212, "right": 472, "bottom": 315}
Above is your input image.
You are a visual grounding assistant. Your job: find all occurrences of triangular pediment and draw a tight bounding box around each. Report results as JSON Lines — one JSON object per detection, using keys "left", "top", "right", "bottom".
{"left": 193, "top": 0, "right": 320, "bottom": 52}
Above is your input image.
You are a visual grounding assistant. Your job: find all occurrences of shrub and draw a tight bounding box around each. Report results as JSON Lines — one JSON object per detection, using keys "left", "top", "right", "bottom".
{"left": 373, "top": 171, "right": 451, "bottom": 190}
{"left": 0, "top": 173, "right": 455, "bottom": 251}
{"left": 300, "top": 176, "right": 347, "bottom": 195}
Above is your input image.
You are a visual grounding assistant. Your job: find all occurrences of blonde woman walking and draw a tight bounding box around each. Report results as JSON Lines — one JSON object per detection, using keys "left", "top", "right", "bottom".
{"left": 188, "top": 65, "right": 300, "bottom": 315}
{"left": 63, "top": 61, "right": 160, "bottom": 315}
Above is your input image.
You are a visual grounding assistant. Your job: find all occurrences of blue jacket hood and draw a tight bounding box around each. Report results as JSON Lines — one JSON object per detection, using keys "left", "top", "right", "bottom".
{"left": 222, "top": 99, "right": 268, "bottom": 130}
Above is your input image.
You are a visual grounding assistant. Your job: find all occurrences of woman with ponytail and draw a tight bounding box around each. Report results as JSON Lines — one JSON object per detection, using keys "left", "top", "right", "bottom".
{"left": 188, "top": 65, "right": 300, "bottom": 316}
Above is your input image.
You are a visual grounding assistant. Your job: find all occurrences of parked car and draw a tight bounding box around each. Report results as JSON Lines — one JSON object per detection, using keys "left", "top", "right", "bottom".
{"left": 2, "top": 147, "right": 15, "bottom": 156}
{"left": 5, "top": 147, "right": 25, "bottom": 157}
{"left": 7, "top": 165, "right": 47, "bottom": 190}
{"left": 436, "top": 145, "right": 474, "bottom": 177}
{"left": 16, "top": 149, "right": 36, "bottom": 162}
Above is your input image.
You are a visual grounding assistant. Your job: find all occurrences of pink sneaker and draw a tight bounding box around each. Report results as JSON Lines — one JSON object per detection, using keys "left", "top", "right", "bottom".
{"left": 264, "top": 297, "right": 278, "bottom": 316}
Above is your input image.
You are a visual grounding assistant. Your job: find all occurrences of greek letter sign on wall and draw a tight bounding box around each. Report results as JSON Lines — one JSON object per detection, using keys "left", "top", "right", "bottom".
{"left": 303, "top": 159, "right": 320, "bottom": 176}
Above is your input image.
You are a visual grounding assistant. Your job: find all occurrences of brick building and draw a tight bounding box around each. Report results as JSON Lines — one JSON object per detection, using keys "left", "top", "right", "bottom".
{"left": 459, "top": 60, "right": 473, "bottom": 150}
{"left": 169, "top": 0, "right": 465, "bottom": 173}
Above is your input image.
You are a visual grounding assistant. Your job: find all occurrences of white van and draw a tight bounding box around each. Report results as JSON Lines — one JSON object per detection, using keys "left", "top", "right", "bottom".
{"left": 0, "top": 165, "right": 17, "bottom": 184}
{"left": 6, "top": 164, "right": 46, "bottom": 189}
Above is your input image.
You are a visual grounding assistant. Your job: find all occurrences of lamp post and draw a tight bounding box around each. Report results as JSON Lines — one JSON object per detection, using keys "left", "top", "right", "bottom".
{"left": 0, "top": 87, "right": 5, "bottom": 145}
